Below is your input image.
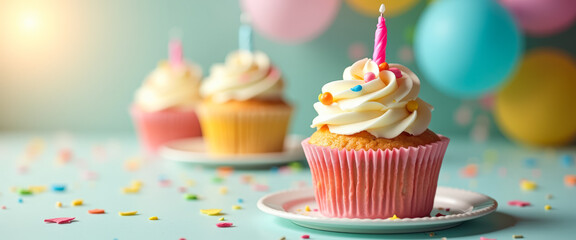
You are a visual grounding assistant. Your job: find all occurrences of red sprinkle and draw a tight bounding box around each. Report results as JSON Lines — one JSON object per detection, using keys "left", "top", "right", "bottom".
{"left": 88, "top": 209, "right": 105, "bottom": 214}
{"left": 1, "top": 206, "right": 6, "bottom": 209}
{"left": 44, "top": 217, "right": 76, "bottom": 224}
{"left": 435, "top": 213, "right": 446, "bottom": 217}
{"left": 388, "top": 68, "right": 403, "bottom": 78}
{"left": 301, "top": 234, "right": 310, "bottom": 239}
{"left": 508, "top": 200, "right": 531, "bottom": 207}
{"left": 216, "top": 222, "right": 233, "bottom": 228}
{"left": 480, "top": 237, "right": 496, "bottom": 240}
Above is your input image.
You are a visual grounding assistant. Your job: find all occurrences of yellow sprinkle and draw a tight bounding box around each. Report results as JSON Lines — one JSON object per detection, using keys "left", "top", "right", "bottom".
{"left": 56, "top": 201, "right": 62, "bottom": 207}
{"left": 29, "top": 185, "right": 47, "bottom": 193}
{"left": 149, "top": 216, "right": 158, "bottom": 220}
{"left": 406, "top": 100, "right": 419, "bottom": 112}
{"left": 186, "top": 179, "right": 196, "bottom": 187}
{"left": 71, "top": 199, "right": 83, "bottom": 206}
{"left": 200, "top": 209, "right": 223, "bottom": 216}
{"left": 545, "top": 205, "right": 551, "bottom": 210}
{"left": 218, "top": 217, "right": 225, "bottom": 221}
{"left": 122, "top": 186, "right": 140, "bottom": 194}
{"left": 119, "top": 211, "right": 138, "bottom": 216}
{"left": 131, "top": 180, "right": 143, "bottom": 188}
{"left": 513, "top": 235, "right": 524, "bottom": 239}
{"left": 388, "top": 214, "right": 400, "bottom": 220}
{"left": 521, "top": 180, "right": 537, "bottom": 191}
{"left": 232, "top": 205, "right": 242, "bottom": 210}
{"left": 305, "top": 205, "right": 311, "bottom": 212}
{"left": 219, "top": 187, "right": 228, "bottom": 195}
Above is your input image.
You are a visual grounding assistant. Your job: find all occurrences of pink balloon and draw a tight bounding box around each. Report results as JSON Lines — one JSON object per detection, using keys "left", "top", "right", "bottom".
{"left": 241, "top": 0, "right": 341, "bottom": 43}
{"left": 500, "top": 0, "right": 576, "bottom": 36}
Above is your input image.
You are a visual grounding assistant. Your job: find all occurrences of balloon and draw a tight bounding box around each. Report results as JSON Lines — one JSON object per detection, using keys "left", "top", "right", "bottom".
{"left": 494, "top": 49, "right": 576, "bottom": 146}
{"left": 240, "top": 0, "right": 340, "bottom": 44}
{"left": 346, "top": 0, "right": 419, "bottom": 17}
{"left": 500, "top": 0, "right": 576, "bottom": 36}
{"left": 414, "top": 0, "right": 523, "bottom": 98}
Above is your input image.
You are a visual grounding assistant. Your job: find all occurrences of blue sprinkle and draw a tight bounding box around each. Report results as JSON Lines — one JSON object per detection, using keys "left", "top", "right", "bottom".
{"left": 270, "top": 166, "right": 279, "bottom": 173}
{"left": 560, "top": 154, "right": 574, "bottom": 167}
{"left": 18, "top": 198, "right": 23, "bottom": 203}
{"left": 52, "top": 184, "right": 66, "bottom": 192}
{"left": 238, "top": 198, "right": 244, "bottom": 204}
{"left": 524, "top": 158, "right": 537, "bottom": 168}
{"left": 351, "top": 85, "right": 363, "bottom": 92}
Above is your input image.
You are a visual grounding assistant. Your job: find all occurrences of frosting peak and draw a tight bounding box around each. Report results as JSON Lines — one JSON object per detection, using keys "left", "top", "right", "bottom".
{"left": 200, "top": 50, "right": 284, "bottom": 103}
{"left": 311, "top": 58, "right": 432, "bottom": 138}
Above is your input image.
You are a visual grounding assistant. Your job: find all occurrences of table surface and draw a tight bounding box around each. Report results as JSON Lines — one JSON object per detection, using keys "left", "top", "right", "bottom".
{"left": 1, "top": 132, "right": 575, "bottom": 240}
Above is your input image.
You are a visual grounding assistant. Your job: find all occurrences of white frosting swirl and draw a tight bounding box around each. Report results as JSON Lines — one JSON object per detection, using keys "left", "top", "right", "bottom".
{"left": 200, "top": 50, "right": 283, "bottom": 103}
{"left": 311, "top": 58, "right": 433, "bottom": 138}
{"left": 135, "top": 61, "right": 202, "bottom": 112}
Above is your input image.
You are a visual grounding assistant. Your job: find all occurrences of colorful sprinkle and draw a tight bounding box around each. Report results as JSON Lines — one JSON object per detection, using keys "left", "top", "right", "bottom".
{"left": 389, "top": 67, "right": 403, "bottom": 78}
{"left": 406, "top": 100, "right": 419, "bottom": 112}
{"left": 88, "top": 209, "right": 105, "bottom": 214}
{"left": 237, "top": 198, "right": 244, "bottom": 204}
{"left": 435, "top": 213, "right": 446, "bottom": 217}
{"left": 219, "top": 187, "right": 228, "bottom": 195}
{"left": 44, "top": 217, "right": 75, "bottom": 224}
{"left": 319, "top": 92, "right": 333, "bottom": 105}
{"left": 51, "top": 184, "right": 66, "bottom": 192}
{"left": 508, "top": 200, "right": 531, "bottom": 207}
{"left": 252, "top": 184, "right": 269, "bottom": 192}
{"left": 513, "top": 235, "right": 524, "bottom": 239}
{"left": 200, "top": 209, "right": 222, "bottom": 216}
{"left": 232, "top": 205, "right": 242, "bottom": 210}
{"left": 520, "top": 180, "right": 537, "bottom": 191}
{"left": 122, "top": 186, "right": 140, "bottom": 194}
{"left": 301, "top": 234, "right": 310, "bottom": 239}
{"left": 560, "top": 154, "right": 574, "bottom": 167}
{"left": 71, "top": 199, "right": 83, "bottom": 206}
{"left": 351, "top": 85, "right": 363, "bottom": 92}
{"left": 388, "top": 214, "right": 400, "bottom": 220}
{"left": 546, "top": 194, "right": 553, "bottom": 200}
{"left": 216, "top": 222, "right": 233, "bottom": 228}
{"left": 564, "top": 175, "right": 576, "bottom": 186}
{"left": 429, "top": 232, "right": 436, "bottom": 237}
{"left": 524, "top": 158, "right": 537, "bottom": 168}
{"left": 480, "top": 237, "right": 496, "bottom": 240}
{"left": 364, "top": 72, "right": 376, "bottom": 83}
{"left": 18, "top": 198, "right": 23, "bottom": 203}
{"left": 545, "top": 205, "right": 552, "bottom": 210}
{"left": 378, "top": 62, "right": 389, "bottom": 71}
{"left": 149, "top": 216, "right": 158, "bottom": 220}
{"left": 212, "top": 177, "right": 224, "bottom": 184}
{"left": 305, "top": 205, "right": 311, "bottom": 212}
{"left": 184, "top": 194, "right": 198, "bottom": 200}
{"left": 119, "top": 211, "right": 137, "bottom": 216}
{"left": 460, "top": 164, "right": 478, "bottom": 178}
{"left": 18, "top": 189, "right": 32, "bottom": 195}
{"left": 56, "top": 202, "right": 62, "bottom": 207}
{"left": 218, "top": 217, "right": 225, "bottom": 221}
{"left": 1, "top": 206, "right": 6, "bottom": 209}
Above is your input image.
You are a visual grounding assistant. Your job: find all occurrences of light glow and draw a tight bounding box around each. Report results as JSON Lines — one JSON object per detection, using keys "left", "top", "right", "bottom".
{"left": 21, "top": 11, "right": 40, "bottom": 33}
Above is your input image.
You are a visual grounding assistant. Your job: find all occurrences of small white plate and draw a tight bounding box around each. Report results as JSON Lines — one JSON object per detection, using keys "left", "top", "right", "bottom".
{"left": 257, "top": 187, "right": 497, "bottom": 234}
{"left": 159, "top": 135, "right": 305, "bottom": 167}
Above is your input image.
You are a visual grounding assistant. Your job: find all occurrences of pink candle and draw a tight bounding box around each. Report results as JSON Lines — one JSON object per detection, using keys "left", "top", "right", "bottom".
{"left": 372, "top": 4, "right": 387, "bottom": 65}
{"left": 169, "top": 39, "right": 184, "bottom": 67}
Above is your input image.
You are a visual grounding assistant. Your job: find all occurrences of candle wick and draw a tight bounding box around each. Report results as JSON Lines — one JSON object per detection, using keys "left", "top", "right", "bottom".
{"left": 379, "top": 3, "right": 386, "bottom": 15}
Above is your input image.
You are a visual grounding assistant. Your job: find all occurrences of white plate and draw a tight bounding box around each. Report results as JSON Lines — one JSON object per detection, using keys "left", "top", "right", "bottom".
{"left": 257, "top": 187, "right": 497, "bottom": 234}
{"left": 159, "top": 135, "right": 305, "bottom": 167}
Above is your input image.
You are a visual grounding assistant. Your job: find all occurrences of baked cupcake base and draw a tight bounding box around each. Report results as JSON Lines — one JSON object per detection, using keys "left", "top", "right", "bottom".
{"left": 302, "top": 135, "right": 450, "bottom": 219}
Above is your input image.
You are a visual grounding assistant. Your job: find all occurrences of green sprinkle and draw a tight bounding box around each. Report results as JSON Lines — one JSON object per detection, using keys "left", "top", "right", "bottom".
{"left": 184, "top": 194, "right": 198, "bottom": 200}
{"left": 212, "top": 177, "right": 224, "bottom": 183}
{"left": 18, "top": 189, "right": 32, "bottom": 195}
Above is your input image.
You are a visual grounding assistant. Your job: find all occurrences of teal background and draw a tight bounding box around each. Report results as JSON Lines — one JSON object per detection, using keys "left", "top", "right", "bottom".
{"left": 1, "top": 0, "right": 575, "bottom": 138}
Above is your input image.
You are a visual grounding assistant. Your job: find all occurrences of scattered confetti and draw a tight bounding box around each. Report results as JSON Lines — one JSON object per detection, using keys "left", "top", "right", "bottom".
{"left": 479, "top": 237, "right": 496, "bottom": 240}
{"left": 545, "top": 205, "right": 551, "bottom": 210}
{"left": 252, "top": 184, "right": 269, "bottom": 192}
{"left": 301, "top": 234, "right": 310, "bottom": 239}
{"left": 88, "top": 209, "right": 105, "bottom": 214}
{"left": 216, "top": 222, "right": 233, "bottom": 228}
{"left": 237, "top": 198, "right": 244, "bottom": 204}
{"left": 212, "top": 177, "right": 224, "bottom": 184}
{"left": 216, "top": 166, "right": 234, "bottom": 177}
{"left": 122, "top": 186, "right": 140, "bottom": 194}
{"left": 200, "top": 209, "right": 222, "bottom": 216}
{"left": 429, "top": 232, "right": 436, "bottom": 237}
{"left": 219, "top": 187, "right": 228, "bottom": 195}
{"left": 305, "top": 205, "right": 311, "bottom": 212}
{"left": 124, "top": 157, "right": 142, "bottom": 171}
{"left": 232, "top": 205, "right": 242, "bottom": 210}
{"left": 184, "top": 194, "right": 198, "bottom": 200}
{"left": 546, "top": 194, "right": 553, "bottom": 200}
{"left": 560, "top": 154, "right": 574, "bottom": 167}
{"left": 71, "top": 199, "right": 83, "bottom": 206}
{"left": 508, "top": 200, "right": 531, "bottom": 207}
{"left": 149, "top": 216, "right": 158, "bottom": 220}
{"left": 388, "top": 214, "right": 400, "bottom": 220}
{"left": 186, "top": 179, "right": 196, "bottom": 187}
{"left": 460, "top": 164, "right": 478, "bottom": 178}
{"left": 158, "top": 179, "right": 172, "bottom": 187}
{"left": 240, "top": 175, "right": 253, "bottom": 184}
{"left": 523, "top": 158, "right": 537, "bottom": 168}
{"left": 520, "top": 180, "right": 537, "bottom": 191}
{"left": 81, "top": 170, "right": 99, "bottom": 180}
{"left": 44, "top": 217, "right": 75, "bottom": 224}
{"left": 29, "top": 185, "right": 47, "bottom": 193}
{"left": 513, "top": 235, "right": 524, "bottom": 239}
{"left": 119, "top": 211, "right": 137, "bottom": 216}
{"left": 51, "top": 184, "right": 66, "bottom": 192}
{"left": 131, "top": 180, "right": 143, "bottom": 188}
{"left": 56, "top": 202, "right": 62, "bottom": 208}
{"left": 280, "top": 237, "right": 287, "bottom": 240}
{"left": 435, "top": 213, "right": 446, "bottom": 217}
{"left": 18, "top": 198, "right": 23, "bottom": 203}
{"left": 178, "top": 187, "right": 187, "bottom": 193}
{"left": 564, "top": 175, "right": 576, "bottom": 187}
{"left": 18, "top": 189, "right": 32, "bottom": 195}
{"left": 218, "top": 217, "right": 225, "bottom": 221}
{"left": 2, "top": 205, "right": 6, "bottom": 209}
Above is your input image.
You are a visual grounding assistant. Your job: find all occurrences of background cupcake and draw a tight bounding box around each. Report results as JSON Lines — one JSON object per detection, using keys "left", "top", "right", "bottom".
{"left": 131, "top": 39, "right": 202, "bottom": 154}
{"left": 199, "top": 50, "right": 292, "bottom": 154}
{"left": 302, "top": 57, "right": 449, "bottom": 219}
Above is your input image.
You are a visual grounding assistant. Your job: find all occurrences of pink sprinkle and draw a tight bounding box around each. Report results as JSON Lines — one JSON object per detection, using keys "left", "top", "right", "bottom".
{"left": 460, "top": 164, "right": 478, "bottom": 178}
{"left": 44, "top": 217, "right": 76, "bottom": 224}
{"left": 216, "top": 222, "right": 233, "bottom": 228}
{"left": 364, "top": 72, "right": 376, "bottom": 83}
{"left": 179, "top": 238, "right": 186, "bottom": 240}
{"left": 480, "top": 237, "right": 496, "bottom": 240}
{"left": 159, "top": 179, "right": 172, "bottom": 187}
{"left": 82, "top": 170, "right": 99, "bottom": 180}
{"left": 178, "top": 187, "right": 187, "bottom": 193}
{"left": 388, "top": 68, "right": 402, "bottom": 78}
{"left": 313, "top": 209, "right": 318, "bottom": 212}
{"left": 508, "top": 200, "right": 531, "bottom": 207}
{"left": 301, "top": 234, "right": 310, "bottom": 239}
{"left": 252, "top": 184, "right": 269, "bottom": 192}
{"left": 1, "top": 206, "right": 6, "bottom": 209}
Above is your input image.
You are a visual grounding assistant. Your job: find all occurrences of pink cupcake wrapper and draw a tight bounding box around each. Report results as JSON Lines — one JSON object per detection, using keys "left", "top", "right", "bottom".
{"left": 131, "top": 105, "right": 202, "bottom": 154}
{"left": 301, "top": 136, "right": 450, "bottom": 219}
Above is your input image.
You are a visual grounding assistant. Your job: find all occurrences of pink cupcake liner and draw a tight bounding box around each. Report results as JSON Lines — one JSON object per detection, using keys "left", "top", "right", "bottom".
{"left": 301, "top": 136, "right": 450, "bottom": 219}
{"left": 130, "top": 105, "right": 202, "bottom": 154}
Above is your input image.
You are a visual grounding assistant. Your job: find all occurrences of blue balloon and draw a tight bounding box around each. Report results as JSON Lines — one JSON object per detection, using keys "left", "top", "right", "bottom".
{"left": 414, "top": 0, "right": 523, "bottom": 98}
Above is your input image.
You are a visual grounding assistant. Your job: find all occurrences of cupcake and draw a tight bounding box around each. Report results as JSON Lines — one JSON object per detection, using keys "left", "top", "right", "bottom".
{"left": 131, "top": 39, "right": 202, "bottom": 154}
{"left": 199, "top": 50, "right": 292, "bottom": 154}
{"left": 302, "top": 58, "right": 450, "bottom": 219}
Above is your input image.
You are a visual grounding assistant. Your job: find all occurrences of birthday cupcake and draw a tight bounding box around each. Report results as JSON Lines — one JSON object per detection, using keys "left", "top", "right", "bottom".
{"left": 302, "top": 4, "right": 449, "bottom": 219}
{"left": 131, "top": 39, "right": 203, "bottom": 154}
{"left": 199, "top": 50, "right": 292, "bottom": 154}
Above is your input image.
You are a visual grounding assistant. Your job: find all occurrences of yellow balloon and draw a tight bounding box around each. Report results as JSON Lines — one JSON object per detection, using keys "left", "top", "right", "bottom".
{"left": 495, "top": 49, "right": 576, "bottom": 146}
{"left": 346, "top": 0, "right": 420, "bottom": 17}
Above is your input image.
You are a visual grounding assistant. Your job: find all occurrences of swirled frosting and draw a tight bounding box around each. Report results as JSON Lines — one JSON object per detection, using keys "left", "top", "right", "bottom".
{"left": 135, "top": 61, "right": 202, "bottom": 112}
{"left": 200, "top": 50, "right": 284, "bottom": 103}
{"left": 311, "top": 58, "right": 433, "bottom": 138}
